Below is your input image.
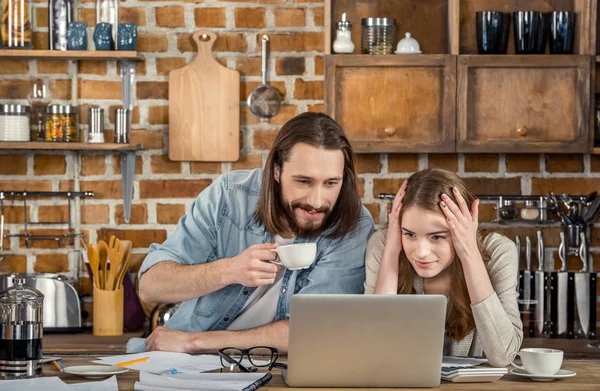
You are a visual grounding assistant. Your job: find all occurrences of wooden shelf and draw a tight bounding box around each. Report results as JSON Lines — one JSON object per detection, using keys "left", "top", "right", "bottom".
{"left": 0, "top": 50, "right": 143, "bottom": 61}
{"left": 593, "top": 147, "right": 600, "bottom": 154}
{"left": 0, "top": 142, "right": 143, "bottom": 151}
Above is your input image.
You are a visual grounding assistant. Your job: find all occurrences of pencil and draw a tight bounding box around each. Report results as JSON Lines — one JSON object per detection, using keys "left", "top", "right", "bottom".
{"left": 115, "top": 356, "right": 149, "bottom": 367}
{"left": 53, "top": 360, "right": 66, "bottom": 372}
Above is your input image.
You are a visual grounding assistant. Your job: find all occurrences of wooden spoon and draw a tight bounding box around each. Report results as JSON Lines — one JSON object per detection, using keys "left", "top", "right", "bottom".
{"left": 107, "top": 236, "right": 124, "bottom": 291}
{"left": 97, "top": 240, "right": 109, "bottom": 290}
{"left": 115, "top": 240, "right": 132, "bottom": 290}
{"left": 86, "top": 244, "right": 100, "bottom": 289}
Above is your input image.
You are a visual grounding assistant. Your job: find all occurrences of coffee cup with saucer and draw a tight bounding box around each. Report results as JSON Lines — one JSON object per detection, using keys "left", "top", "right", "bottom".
{"left": 509, "top": 348, "right": 576, "bottom": 381}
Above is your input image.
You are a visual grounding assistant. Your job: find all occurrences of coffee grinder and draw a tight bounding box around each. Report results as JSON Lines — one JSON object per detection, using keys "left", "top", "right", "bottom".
{"left": 0, "top": 277, "right": 44, "bottom": 378}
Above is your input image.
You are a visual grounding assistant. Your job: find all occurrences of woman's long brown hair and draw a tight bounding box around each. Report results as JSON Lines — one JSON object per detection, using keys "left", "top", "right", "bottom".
{"left": 396, "top": 168, "right": 489, "bottom": 341}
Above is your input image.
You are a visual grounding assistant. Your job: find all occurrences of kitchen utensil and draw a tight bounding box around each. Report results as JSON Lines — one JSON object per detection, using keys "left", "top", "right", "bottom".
{"left": 107, "top": 236, "right": 123, "bottom": 291}
{"left": 247, "top": 34, "right": 282, "bottom": 122}
{"left": 550, "top": 231, "right": 574, "bottom": 337}
{"left": 88, "top": 107, "right": 104, "bottom": 143}
{"left": 114, "top": 108, "right": 130, "bottom": 143}
{"left": 87, "top": 243, "right": 100, "bottom": 289}
{"left": 535, "top": 231, "right": 545, "bottom": 336}
{"left": 524, "top": 236, "right": 532, "bottom": 311}
{"left": 169, "top": 30, "right": 240, "bottom": 161}
{"left": 515, "top": 236, "right": 521, "bottom": 293}
{"left": 575, "top": 232, "right": 590, "bottom": 337}
{"left": 115, "top": 240, "right": 132, "bottom": 290}
{"left": 121, "top": 152, "right": 135, "bottom": 224}
{"left": 97, "top": 240, "right": 108, "bottom": 290}
{"left": 63, "top": 365, "right": 128, "bottom": 379}
{"left": 0, "top": 194, "right": 4, "bottom": 252}
{"left": 169, "top": 31, "right": 239, "bottom": 161}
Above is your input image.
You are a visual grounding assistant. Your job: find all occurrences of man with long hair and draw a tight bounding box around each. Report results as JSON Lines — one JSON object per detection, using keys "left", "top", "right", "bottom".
{"left": 137, "top": 112, "right": 374, "bottom": 353}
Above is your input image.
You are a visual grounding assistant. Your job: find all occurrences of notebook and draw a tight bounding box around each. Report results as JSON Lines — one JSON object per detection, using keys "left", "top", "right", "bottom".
{"left": 133, "top": 371, "right": 272, "bottom": 391}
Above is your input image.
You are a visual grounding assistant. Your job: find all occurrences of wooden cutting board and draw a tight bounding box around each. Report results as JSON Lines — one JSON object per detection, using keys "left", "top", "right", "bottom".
{"left": 169, "top": 31, "right": 240, "bottom": 161}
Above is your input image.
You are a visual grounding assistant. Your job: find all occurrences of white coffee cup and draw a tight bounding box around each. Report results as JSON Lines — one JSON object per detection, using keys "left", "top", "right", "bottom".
{"left": 270, "top": 243, "right": 316, "bottom": 270}
{"left": 509, "top": 348, "right": 563, "bottom": 375}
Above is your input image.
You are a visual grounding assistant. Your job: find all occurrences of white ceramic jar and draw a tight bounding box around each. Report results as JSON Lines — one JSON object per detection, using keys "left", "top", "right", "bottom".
{"left": 0, "top": 104, "right": 31, "bottom": 141}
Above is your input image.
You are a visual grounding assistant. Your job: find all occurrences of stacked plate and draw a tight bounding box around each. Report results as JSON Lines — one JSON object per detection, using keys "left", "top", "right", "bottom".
{"left": 0, "top": 104, "right": 31, "bottom": 141}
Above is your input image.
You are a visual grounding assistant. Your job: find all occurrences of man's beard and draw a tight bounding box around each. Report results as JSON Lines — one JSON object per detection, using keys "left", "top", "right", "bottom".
{"left": 281, "top": 198, "right": 331, "bottom": 238}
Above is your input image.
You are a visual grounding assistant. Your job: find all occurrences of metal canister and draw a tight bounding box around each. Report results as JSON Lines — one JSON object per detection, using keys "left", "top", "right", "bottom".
{"left": 88, "top": 107, "right": 104, "bottom": 143}
{"left": 44, "top": 105, "right": 79, "bottom": 142}
{"left": 114, "top": 108, "right": 130, "bottom": 143}
{"left": 361, "top": 17, "right": 396, "bottom": 54}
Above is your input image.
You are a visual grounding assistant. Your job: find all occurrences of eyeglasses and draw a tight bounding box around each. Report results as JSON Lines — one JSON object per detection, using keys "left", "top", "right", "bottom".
{"left": 218, "top": 346, "right": 287, "bottom": 372}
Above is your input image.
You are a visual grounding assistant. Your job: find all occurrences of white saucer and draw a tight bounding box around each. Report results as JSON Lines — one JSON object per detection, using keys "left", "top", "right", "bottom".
{"left": 394, "top": 50, "right": 422, "bottom": 54}
{"left": 510, "top": 368, "right": 576, "bottom": 381}
{"left": 63, "top": 365, "right": 129, "bottom": 379}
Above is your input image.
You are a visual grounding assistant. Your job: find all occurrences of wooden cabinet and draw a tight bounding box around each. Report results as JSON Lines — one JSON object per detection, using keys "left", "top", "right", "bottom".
{"left": 325, "top": 0, "right": 598, "bottom": 154}
{"left": 457, "top": 55, "right": 591, "bottom": 153}
{"left": 325, "top": 55, "right": 456, "bottom": 153}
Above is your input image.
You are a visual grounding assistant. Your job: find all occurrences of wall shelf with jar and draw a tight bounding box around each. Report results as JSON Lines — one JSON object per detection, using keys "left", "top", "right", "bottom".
{"left": 0, "top": 50, "right": 142, "bottom": 61}
{"left": 324, "top": 0, "right": 597, "bottom": 154}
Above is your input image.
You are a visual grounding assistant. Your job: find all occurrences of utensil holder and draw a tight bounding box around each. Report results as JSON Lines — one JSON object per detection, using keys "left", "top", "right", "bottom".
{"left": 93, "top": 285, "right": 123, "bottom": 336}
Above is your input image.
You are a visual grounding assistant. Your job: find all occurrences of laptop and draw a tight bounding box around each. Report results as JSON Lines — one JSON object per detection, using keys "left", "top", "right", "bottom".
{"left": 284, "top": 294, "right": 447, "bottom": 388}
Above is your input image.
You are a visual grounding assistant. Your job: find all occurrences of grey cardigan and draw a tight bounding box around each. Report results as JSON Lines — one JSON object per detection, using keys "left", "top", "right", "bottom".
{"left": 364, "top": 230, "right": 523, "bottom": 367}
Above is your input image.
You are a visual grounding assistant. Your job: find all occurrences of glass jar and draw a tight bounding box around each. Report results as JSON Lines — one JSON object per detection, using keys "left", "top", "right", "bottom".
{"left": 520, "top": 200, "right": 540, "bottom": 220}
{"left": 0, "top": 0, "right": 33, "bottom": 49}
{"left": 0, "top": 104, "right": 30, "bottom": 141}
{"left": 332, "top": 12, "right": 354, "bottom": 54}
{"left": 361, "top": 17, "right": 396, "bottom": 54}
{"left": 499, "top": 199, "right": 517, "bottom": 220}
{"left": 45, "top": 105, "right": 79, "bottom": 142}
{"left": 0, "top": 277, "right": 44, "bottom": 378}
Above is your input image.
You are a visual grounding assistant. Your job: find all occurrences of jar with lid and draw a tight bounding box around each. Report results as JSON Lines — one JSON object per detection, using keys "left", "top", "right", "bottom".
{"left": 361, "top": 17, "right": 396, "bottom": 54}
{"left": 0, "top": 0, "right": 33, "bottom": 48}
{"left": 45, "top": 105, "right": 79, "bottom": 142}
{"left": 520, "top": 200, "right": 540, "bottom": 220}
{"left": 0, "top": 104, "right": 30, "bottom": 142}
{"left": 499, "top": 199, "right": 517, "bottom": 220}
{"left": 0, "top": 277, "right": 44, "bottom": 378}
{"left": 332, "top": 12, "right": 354, "bottom": 54}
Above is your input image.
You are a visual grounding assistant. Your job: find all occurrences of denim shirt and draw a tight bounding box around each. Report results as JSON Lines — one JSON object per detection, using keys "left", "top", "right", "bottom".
{"left": 140, "top": 168, "right": 374, "bottom": 332}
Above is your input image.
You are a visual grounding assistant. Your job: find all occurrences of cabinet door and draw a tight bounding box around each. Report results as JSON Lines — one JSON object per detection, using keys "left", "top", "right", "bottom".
{"left": 457, "top": 55, "right": 591, "bottom": 153}
{"left": 325, "top": 55, "right": 456, "bottom": 153}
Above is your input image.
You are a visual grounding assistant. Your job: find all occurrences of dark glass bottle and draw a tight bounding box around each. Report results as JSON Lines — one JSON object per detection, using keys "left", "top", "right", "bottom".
{"left": 48, "top": 0, "right": 74, "bottom": 50}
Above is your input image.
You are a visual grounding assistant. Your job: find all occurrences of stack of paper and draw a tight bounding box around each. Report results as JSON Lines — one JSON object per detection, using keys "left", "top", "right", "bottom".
{"left": 0, "top": 375, "right": 118, "bottom": 391}
{"left": 134, "top": 371, "right": 272, "bottom": 391}
{"left": 94, "top": 351, "right": 268, "bottom": 375}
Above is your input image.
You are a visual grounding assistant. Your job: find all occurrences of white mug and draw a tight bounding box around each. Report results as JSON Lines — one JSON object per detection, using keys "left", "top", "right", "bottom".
{"left": 270, "top": 243, "right": 316, "bottom": 270}
{"left": 509, "top": 348, "right": 563, "bottom": 375}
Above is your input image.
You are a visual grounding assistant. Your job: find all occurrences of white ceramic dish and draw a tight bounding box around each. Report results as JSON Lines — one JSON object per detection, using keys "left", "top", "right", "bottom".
{"left": 63, "top": 365, "right": 129, "bottom": 379}
{"left": 510, "top": 368, "right": 576, "bottom": 381}
{"left": 395, "top": 50, "right": 422, "bottom": 54}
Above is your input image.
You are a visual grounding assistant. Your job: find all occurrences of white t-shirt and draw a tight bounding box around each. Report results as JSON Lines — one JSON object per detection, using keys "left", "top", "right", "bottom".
{"left": 226, "top": 235, "right": 294, "bottom": 331}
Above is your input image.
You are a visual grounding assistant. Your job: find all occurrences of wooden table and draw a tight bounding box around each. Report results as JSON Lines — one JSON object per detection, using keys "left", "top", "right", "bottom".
{"left": 45, "top": 356, "right": 600, "bottom": 390}
{"left": 43, "top": 332, "right": 144, "bottom": 355}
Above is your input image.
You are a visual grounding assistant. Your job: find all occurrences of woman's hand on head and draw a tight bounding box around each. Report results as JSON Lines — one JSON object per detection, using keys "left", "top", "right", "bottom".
{"left": 439, "top": 187, "right": 481, "bottom": 263}
{"left": 385, "top": 181, "right": 407, "bottom": 257}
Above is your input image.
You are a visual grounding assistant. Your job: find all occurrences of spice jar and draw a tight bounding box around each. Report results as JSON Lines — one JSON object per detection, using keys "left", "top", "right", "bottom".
{"left": 0, "top": 104, "right": 30, "bottom": 141}
{"left": 499, "top": 199, "right": 517, "bottom": 220}
{"left": 0, "top": 0, "right": 33, "bottom": 48}
{"left": 361, "top": 17, "right": 396, "bottom": 54}
{"left": 45, "top": 105, "right": 79, "bottom": 142}
{"left": 520, "top": 200, "right": 540, "bottom": 220}
{"left": 332, "top": 12, "right": 354, "bottom": 54}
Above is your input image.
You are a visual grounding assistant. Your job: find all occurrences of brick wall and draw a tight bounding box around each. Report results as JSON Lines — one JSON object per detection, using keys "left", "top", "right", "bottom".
{"left": 0, "top": 1, "right": 599, "bottom": 315}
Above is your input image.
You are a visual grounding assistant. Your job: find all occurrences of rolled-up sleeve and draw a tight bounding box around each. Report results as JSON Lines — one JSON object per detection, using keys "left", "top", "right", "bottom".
{"left": 297, "top": 212, "right": 374, "bottom": 295}
{"left": 138, "top": 174, "right": 227, "bottom": 278}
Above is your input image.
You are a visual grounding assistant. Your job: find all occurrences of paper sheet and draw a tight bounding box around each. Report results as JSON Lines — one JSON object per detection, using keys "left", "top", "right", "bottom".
{"left": 441, "top": 356, "right": 488, "bottom": 368}
{"left": 134, "top": 371, "right": 269, "bottom": 391}
{"left": 68, "top": 375, "right": 119, "bottom": 391}
{"left": 0, "top": 377, "right": 73, "bottom": 391}
{"left": 94, "top": 351, "right": 268, "bottom": 375}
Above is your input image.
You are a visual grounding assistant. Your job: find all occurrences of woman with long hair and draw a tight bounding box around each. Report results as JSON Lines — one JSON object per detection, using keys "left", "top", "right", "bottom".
{"left": 364, "top": 168, "right": 522, "bottom": 367}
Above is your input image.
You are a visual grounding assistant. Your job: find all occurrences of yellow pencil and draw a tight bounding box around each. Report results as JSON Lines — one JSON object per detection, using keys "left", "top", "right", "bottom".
{"left": 115, "top": 357, "right": 149, "bottom": 367}
{"left": 52, "top": 360, "right": 65, "bottom": 372}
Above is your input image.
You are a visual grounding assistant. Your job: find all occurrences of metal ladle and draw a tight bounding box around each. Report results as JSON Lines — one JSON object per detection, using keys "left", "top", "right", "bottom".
{"left": 247, "top": 35, "right": 281, "bottom": 122}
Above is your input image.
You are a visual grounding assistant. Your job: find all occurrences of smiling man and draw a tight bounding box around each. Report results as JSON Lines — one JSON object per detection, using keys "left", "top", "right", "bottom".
{"left": 137, "top": 112, "right": 374, "bottom": 354}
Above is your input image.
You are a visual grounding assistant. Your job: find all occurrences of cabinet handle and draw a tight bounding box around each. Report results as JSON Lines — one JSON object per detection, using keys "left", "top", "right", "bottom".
{"left": 516, "top": 126, "right": 528, "bottom": 137}
{"left": 384, "top": 128, "right": 397, "bottom": 137}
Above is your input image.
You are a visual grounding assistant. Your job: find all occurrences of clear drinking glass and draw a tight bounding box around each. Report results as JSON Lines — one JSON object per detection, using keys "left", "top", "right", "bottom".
{"left": 27, "top": 79, "right": 52, "bottom": 141}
